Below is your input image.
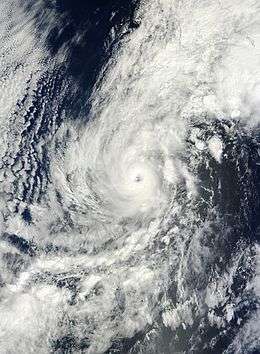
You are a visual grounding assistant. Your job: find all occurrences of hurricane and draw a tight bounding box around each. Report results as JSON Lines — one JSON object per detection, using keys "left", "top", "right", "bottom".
{"left": 0, "top": 0, "right": 260, "bottom": 353}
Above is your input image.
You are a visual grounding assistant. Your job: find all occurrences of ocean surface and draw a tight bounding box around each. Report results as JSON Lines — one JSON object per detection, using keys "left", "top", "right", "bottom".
{"left": 0, "top": 1, "right": 259, "bottom": 353}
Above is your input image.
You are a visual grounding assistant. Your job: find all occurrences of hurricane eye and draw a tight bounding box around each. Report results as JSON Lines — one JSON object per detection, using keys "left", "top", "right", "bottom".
{"left": 135, "top": 175, "right": 142, "bottom": 182}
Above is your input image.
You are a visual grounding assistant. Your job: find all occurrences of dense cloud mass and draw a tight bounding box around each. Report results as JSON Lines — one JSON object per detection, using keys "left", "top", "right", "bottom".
{"left": 0, "top": 0, "right": 259, "bottom": 353}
